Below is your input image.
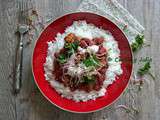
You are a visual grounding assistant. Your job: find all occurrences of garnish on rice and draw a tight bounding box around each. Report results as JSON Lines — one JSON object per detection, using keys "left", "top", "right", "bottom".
{"left": 54, "top": 33, "right": 108, "bottom": 92}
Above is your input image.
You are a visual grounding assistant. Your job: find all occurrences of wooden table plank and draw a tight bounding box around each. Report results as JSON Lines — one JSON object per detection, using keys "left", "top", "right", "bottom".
{"left": 0, "top": 0, "right": 17, "bottom": 120}
{"left": 0, "top": 0, "right": 160, "bottom": 120}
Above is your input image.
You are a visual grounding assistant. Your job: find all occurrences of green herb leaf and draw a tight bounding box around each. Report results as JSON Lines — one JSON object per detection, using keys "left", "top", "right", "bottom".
{"left": 83, "top": 75, "right": 95, "bottom": 84}
{"left": 83, "top": 58, "right": 94, "bottom": 67}
{"left": 72, "top": 40, "right": 79, "bottom": 51}
{"left": 137, "top": 61, "right": 155, "bottom": 80}
{"left": 137, "top": 61, "right": 150, "bottom": 76}
{"left": 83, "top": 55, "right": 99, "bottom": 67}
{"left": 64, "top": 43, "right": 72, "bottom": 49}
{"left": 92, "top": 54, "right": 99, "bottom": 63}
{"left": 64, "top": 40, "right": 79, "bottom": 51}
{"left": 131, "top": 34, "right": 144, "bottom": 52}
{"left": 131, "top": 42, "right": 139, "bottom": 52}
{"left": 136, "top": 34, "right": 144, "bottom": 45}
{"left": 57, "top": 54, "right": 67, "bottom": 64}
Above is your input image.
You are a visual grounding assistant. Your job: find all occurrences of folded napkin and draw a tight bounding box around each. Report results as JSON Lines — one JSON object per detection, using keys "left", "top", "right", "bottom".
{"left": 78, "top": 0, "right": 145, "bottom": 44}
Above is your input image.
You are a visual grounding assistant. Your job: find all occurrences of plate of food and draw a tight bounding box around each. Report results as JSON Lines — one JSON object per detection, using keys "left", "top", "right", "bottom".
{"left": 32, "top": 12, "right": 133, "bottom": 113}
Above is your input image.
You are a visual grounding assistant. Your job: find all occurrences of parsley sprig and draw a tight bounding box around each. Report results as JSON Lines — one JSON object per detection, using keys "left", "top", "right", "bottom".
{"left": 131, "top": 34, "right": 144, "bottom": 52}
{"left": 137, "top": 61, "right": 155, "bottom": 80}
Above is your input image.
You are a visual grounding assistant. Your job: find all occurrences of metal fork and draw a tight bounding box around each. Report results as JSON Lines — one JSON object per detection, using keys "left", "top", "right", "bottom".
{"left": 14, "top": 0, "right": 29, "bottom": 94}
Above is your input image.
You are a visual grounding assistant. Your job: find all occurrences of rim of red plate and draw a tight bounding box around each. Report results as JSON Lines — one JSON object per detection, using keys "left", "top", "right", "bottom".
{"left": 31, "top": 12, "right": 133, "bottom": 113}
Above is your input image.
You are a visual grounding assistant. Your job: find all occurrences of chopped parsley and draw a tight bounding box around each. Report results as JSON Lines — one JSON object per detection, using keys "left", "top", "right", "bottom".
{"left": 83, "top": 55, "right": 99, "bottom": 67}
{"left": 57, "top": 54, "right": 67, "bottom": 64}
{"left": 131, "top": 34, "right": 144, "bottom": 52}
{"left": 65, "top": 40, "right": 79, "bottom": 51}
{"left": 71, "top": 40, "right": 79, "bottom": 51}
{"left": 83, "top": 75, "right": 95, "bottom": 84}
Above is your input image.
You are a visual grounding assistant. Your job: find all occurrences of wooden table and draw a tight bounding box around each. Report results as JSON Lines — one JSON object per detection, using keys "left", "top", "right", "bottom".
{"left": 0, "top": 0, "right": 160, "bottom": 120}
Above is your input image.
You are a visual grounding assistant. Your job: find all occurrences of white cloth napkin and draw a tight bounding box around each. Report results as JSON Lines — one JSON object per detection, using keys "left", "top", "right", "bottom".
{"left": 78, "top": 0, "right": 145, "bottom": 44}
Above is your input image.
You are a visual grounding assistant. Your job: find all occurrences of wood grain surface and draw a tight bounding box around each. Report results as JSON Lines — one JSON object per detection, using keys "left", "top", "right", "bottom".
{"left": 0, "top": 0, "right": 160, "bottom": 120}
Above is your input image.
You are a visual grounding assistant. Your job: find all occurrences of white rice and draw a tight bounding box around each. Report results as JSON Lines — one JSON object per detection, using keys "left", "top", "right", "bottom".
{"left": 44, "top": 21, "right": 123, "bottom": 102}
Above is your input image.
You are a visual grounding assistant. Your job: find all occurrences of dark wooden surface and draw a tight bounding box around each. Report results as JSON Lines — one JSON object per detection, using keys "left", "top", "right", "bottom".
{"left": 0, "top": 0, "right": 160, "bottom": 120}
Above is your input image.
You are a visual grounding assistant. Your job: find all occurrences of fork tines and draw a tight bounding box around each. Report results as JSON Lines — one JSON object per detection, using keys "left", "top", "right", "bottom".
{"left": 17, "top": 0, "right": 29, "bottom": 24}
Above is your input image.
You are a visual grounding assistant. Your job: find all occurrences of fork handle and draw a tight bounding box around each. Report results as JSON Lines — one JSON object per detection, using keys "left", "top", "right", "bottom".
{"left": 14, "top": 35, "right": 23, "bottom": 94}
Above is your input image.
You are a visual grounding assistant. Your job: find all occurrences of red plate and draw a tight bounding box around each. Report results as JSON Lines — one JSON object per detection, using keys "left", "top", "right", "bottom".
{"left": 32, "top": 12, "right": 133, "bottom": 113}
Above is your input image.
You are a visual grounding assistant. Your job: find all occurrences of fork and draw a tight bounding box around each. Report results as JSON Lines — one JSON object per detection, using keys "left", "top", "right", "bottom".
{"left": 14, "top": 0, "right": 29, "bottom": 94}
